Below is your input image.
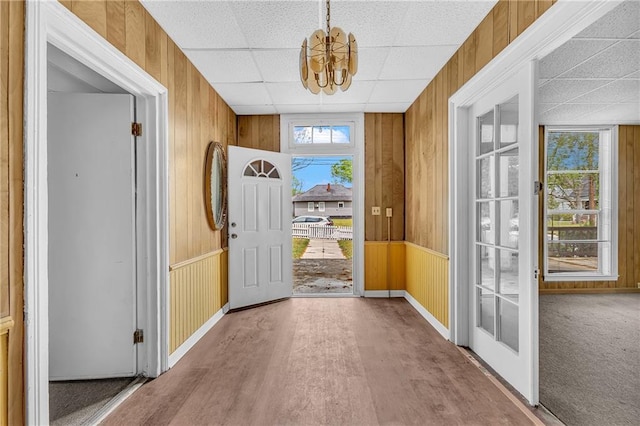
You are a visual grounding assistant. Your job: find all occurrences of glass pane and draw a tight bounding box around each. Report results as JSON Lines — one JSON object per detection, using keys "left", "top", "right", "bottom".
{"left": 478, "top": 156, "right": 494, "bottom": 199}
{"left": 478, "top": 287, "right": 495, "bottom": 335}
{"left": 547, "top": 131, "right": 599, "bottom": 172}
{"left": 312, "top": 126, "right": 331, "bottom": 143}
{"left": 331, "top": 125, "right": 351, "bottom": 143}
{"left": 547, "top": 172, "right": 599, "bottom": 212}
{"left": 478, "top": 246, "right": 496, "bottom": 290}
{"left": 478, "top": 109, "right": 494, "bottom": 155}
{"left": 498, "top": 96, "right": 518, "bottom": 149}
{"left": 498, "top": 148, "right": 518, "bottom": 197}
{"left": 498, "top": 298, "right": 519, "bottom": 352}
{"left": 498, "top": 250, "right": 519, "bottom": 300}
{"left": 499, "top": 200, "right": 519, "bottom": 249}
{"left": 293, "top": 126, "right": 312, "bottom": 144}
{"left": 547, "top": 242, "right": 600, "bottom": 273}
{"left": 478, "top": 202, "right": 494, "bottom": 244}
{"left": 243, "top": 165, "right": 257, "bottom": 177}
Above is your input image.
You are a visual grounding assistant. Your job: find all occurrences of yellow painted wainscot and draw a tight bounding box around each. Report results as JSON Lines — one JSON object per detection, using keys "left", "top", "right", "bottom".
{"left": 364, "top": 241, "right": 406, "bottom": 291}
{"left": 0, "top": 317, "right": 14, "bottom": 426}
{"left": 169, "top": 249, "right": 228, "bottom": 354}
{"left": 405, "top": 242, "right": 449, "bottom": 329}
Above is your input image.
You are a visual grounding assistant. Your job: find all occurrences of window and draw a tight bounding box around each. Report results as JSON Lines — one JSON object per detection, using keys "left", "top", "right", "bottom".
{"left": 338, "top": 202, "right": 344, "bottom": 208}
{"left": 307, "top": 202, "right": 314, "bottom": 212}
{"left": 544, "top": 127, "right": 617, "bottom": 281}
{"left": 318, "top": 202, "right": 325, "bottom": 212}
{"left": 293, "top": 125, "right": 351, "bottom": 145}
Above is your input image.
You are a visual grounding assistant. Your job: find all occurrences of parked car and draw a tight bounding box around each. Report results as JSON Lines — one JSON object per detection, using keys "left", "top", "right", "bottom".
{"left": 292, "top": 216, "right": 334, "bottom": 226}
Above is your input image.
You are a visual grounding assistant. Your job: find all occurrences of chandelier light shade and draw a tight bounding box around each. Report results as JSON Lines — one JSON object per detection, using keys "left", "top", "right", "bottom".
{"left": 300, "top": 0, "right": 358, "bottom": 95}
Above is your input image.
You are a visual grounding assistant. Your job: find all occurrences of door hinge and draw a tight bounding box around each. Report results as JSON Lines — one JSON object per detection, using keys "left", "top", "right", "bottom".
{"left": 534, "top": 180, "right": 543, "bottom": 195}
{"left": 132, "top": 122, "right": 143, "bottom": 137}
{"left": 534, "top": 269, "right": 539, "bottom": 280}
{"left": 133, "top": 329, "right": 144, "bottom": 344}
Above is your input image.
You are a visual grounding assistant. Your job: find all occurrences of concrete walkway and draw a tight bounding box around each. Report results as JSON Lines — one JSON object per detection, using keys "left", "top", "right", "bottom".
{"left": 300, "top": 238, "right": 345, "bottom": 259}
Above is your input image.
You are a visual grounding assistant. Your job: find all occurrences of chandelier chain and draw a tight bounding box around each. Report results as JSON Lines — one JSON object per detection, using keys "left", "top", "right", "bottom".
{"left": 326, "top": 0, "right": 331, "bottom": 35}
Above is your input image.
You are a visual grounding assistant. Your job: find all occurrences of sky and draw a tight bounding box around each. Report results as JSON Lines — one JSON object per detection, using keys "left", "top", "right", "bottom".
{"left": 292, "top": 156, "right": 352, "bottom": 192}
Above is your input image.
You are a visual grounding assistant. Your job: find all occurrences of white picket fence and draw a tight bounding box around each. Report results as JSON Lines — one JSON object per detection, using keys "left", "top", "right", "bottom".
{"left": 292, "top": 225, "right": 353, "bottom": 240}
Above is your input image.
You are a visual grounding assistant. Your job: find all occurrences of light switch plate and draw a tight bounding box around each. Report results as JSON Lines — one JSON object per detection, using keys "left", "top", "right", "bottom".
{"left": 386, "top": 208, "right": 393, "bottom": 217}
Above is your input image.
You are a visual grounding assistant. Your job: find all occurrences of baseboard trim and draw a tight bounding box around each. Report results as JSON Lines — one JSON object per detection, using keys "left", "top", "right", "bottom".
{"left": 364, "top": 290, "right": 405, "bottom": 298}
{"left": 168, "top": 303, "right": 229, "bottom": 368}
{"left": 85, "top": 376, "right": 148, "bottom": 426}
{"left": 404, "top": 291, "right": 450, "bottom": 340}
{"left": 540, "top": 288, "right": 640, "bottom": 294}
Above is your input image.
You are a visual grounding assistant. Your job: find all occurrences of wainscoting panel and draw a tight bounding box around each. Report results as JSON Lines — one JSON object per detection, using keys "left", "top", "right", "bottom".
{"left": 169, "top": 250, "right": 227, "bottom": 354}
{"left": 405, "top": 243, "right": 449, "bottom": 329}
{"left": 0, "top": 318, "right": 11, "bottom": 426}
{"left": 364, "top": 242, "right": 406, "bottom": 291}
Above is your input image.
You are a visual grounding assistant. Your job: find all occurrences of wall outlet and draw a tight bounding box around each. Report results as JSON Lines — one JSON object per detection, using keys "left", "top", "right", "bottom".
{"left": 372, "top": 206, "right": 381, "bottom": 216}
{"left": 637, "top": 282, "right": 640, "bottom": 289}
{"left": 386, "top": 208, "right": 393, "bottom": 217}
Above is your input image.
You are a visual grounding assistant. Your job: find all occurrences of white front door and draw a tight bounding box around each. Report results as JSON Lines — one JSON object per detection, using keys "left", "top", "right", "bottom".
{"left": 468, "top": 65, "right": 538, "bottom": 403}
{"left": 228, "top": 146, "right": 293, "bottom": 309}
{"left": 48, "top": 93, "right": 137, "bottom": 380}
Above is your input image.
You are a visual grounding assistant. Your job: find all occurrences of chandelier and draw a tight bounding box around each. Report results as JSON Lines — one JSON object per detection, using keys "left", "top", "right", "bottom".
{"left": 299, "top": 0, "right": 358, "bottom": 95}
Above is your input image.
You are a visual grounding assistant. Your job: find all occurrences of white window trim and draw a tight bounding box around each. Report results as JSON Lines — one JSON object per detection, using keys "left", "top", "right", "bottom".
{"left": 281, "top": 113, "right": 364, "bottom": 297}
{"left": 542, "top": 125, "right": 618, "bottom": 282}
{"left": 307, "top": 202, "right": 314, "bottom": 212}
{"left": 318, "top": 201, "right": 326, "bottom": 212}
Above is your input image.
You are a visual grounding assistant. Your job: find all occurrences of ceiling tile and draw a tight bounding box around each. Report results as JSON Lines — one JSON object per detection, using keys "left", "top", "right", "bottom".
{"left": 365, "top": 103, "right": 411, "bottom": 113}
{"left": 570, "top": 79, "right": 640, "bottom": 104}
{"left": 561, "top": 40, "right": 640, "bottom": 79}
{"left": 368, "top": 80, "right": 429, "bottom": 104}
{"left": 232, "top": 105, "right": 278, "bottom": 116}
{"left": 575, "top": 0, "right": 640, "bottom": 40}
{"left": 379, "top": 46, "right": 457, "bottom": 81}
{"left": 185, "top": 50, "right": 261, "bottom": 83}
{"left": 539, "top": 79, "right": 612, "bottom": 104}
{"left": 395, "top": 1, "right": 497, "bottom": 46}
{"left": 538, "top": 103, "right": 560, "bottom": 114}
{"left": 230, "top": 1, "right": 318, "bottom": 49}
{"left": 276, "top": 104, "right": 323, "bottom": 114}
{"left": 624, "top": 70, "right": 640, "bottom": 79}
{"left": 266, "top": 82, "right": 324, "bottom": 105}
{"left": 539, "top": 103, "right": 608, "bottom": 124}
{"left": 141, "top": 1, "right": 247, "bottom": 49}
{"left": 252, "top": 49, "right": 299, "bottom": 83}
{"left": 320, "top": 104, "right": 367, "bottom": 113}
{"left": 318, "top": 81, "right": 376, "bottom": 105}
{"left": 539, "top": 39, "right": 618, "bottom": 79}
{"left": 580, "top": 103, "right": 640, "bottom": 124}
{"left": 211, "top": 82, "right": 272, "bottom": 106}
{"left": 354, "top": 47, "right": 391, "bottom": 81}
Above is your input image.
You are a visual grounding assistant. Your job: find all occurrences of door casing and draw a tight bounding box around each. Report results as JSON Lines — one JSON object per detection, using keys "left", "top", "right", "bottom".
{"left": 24, "top": 2, "right": 170, "bottom": 423}
{"left": 448, "top": 0, "right": 623, "bottom": 406}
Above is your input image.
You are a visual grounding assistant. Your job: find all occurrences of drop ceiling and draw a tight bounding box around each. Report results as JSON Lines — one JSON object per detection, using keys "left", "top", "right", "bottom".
{"left": 141, "top": 0, "right": 639, "bottom": 123}
{"left": 538, "top": 0, "right": 640, "bottom": 125}
{"left": 140, "top": 0, "right": 498, "bottom": 115}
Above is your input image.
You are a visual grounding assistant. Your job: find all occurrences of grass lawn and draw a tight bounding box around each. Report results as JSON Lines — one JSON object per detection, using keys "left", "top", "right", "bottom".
{"left": 292, "top": 238, "right": 309, "bottom": 259}
{"left": 332, "top": 218, "right": 353, "bottom": 227}
{"left": 338, "top": 240, "right": 352, "bottom": 259}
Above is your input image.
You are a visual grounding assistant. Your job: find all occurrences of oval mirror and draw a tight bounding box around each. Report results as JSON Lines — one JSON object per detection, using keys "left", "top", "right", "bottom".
{"left": 204, "top": 141, "right": 227, "bottom": 230}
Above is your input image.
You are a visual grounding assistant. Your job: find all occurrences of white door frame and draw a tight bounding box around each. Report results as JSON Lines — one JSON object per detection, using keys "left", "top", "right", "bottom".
{"left": 24, "top": 2, "right": 170, "bottom": 423}
{"left": 448, "top": 0, "right": 622, "bottom": 404}
{"left": 280, "top": 113, "right": 365, "bottom": 297}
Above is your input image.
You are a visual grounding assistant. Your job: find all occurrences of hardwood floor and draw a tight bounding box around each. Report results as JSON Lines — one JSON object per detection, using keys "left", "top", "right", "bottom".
{"left": 103, "top": 298, "right": 535, "bottom": 425}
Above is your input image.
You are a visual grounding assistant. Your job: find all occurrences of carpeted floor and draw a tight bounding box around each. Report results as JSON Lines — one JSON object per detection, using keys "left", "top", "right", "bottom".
{"left": 49, "top": 377, "right": 135, "bottom": 425}
{"left": 539, "top": 293, "right": 640, "bottom": 426}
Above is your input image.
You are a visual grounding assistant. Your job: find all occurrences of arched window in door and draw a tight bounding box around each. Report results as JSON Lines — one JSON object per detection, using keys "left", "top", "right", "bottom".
{"left": 243, "top": 159, "right": 281, "bottom": 179}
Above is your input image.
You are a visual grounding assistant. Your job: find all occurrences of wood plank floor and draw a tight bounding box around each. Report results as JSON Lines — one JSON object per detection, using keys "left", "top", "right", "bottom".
{"left": 103, "top": 298, "right": 535, "bottom": 425}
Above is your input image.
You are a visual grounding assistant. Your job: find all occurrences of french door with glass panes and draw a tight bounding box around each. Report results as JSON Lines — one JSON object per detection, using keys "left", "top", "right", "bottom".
{"left": 469, "top": 64, "right": 538, "bottom": 404}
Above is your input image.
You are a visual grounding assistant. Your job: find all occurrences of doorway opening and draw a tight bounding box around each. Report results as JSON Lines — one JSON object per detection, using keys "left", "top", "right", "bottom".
{"left": 291, "top": 156, "right": 354, "bottom": 295}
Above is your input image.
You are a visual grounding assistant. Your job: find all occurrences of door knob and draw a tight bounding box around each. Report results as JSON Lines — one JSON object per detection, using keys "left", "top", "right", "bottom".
{"left": 231, "top": 222, "right": 237, "bottom": 227}
{"left": 231, "top": 234, "right": 238, "bottom": 239}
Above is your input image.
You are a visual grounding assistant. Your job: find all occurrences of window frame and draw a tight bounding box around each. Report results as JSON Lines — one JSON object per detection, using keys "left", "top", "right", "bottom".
{"left": 286, "top": 120, "right": 355, "bottom": 151}
{"left": 307, "top": 202, "right": 314, "bottom": 212}
{"left": 318, "top": 201, "right": 325, "bottom": 212}
{"left": 543, "top": 125, "right": 618, "bottom": 281}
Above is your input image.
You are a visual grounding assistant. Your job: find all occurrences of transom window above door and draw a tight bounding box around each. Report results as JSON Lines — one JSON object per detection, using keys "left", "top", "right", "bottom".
{"left": 293, "top": 125, "right": 351, "bottom": 145}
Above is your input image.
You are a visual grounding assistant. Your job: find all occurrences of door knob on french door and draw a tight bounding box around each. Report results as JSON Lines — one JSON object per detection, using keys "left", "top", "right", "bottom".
{"left": 231, "top": 222, "right": 237, "bottom": 227}
{"left": 231, "top": 234, "right": 238, "bottom": 239}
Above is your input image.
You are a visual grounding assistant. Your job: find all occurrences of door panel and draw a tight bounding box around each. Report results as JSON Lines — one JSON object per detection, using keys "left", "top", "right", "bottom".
{"left": 468, "top": 65, "right": 538, "bottom": 403}
{"left": 48, "top": 93, "right": 137, "bottom": 380}
{"left": 228, "top": 146, "right": 292, "bottom": 309}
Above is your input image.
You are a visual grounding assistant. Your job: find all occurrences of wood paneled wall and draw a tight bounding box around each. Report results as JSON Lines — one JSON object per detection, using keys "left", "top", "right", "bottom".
{"left": 237, "top": 115, "right": 280, "bottom": 153}
{"left": 405, "top": 0, "right": 556, "bottom": 255}
{"left": 238, "top": 113, "right": 405, "bottom": 242}
{"left": 0, "top": 1, "right": 24, "bottom": 424}
{"left": 169, "top": 250, "right": 227, "bottom": 353}
{"left": 365, "top": 113, "right": 405, "bottom": 241}
{"left": 364, "top": 242, "right": 405, "bottom": 291}
{"left": 405, "top": 243, "right": 449, "bottom": 328}
{"left": 540, "top": 125, "right": 640, "bottom": 292}
{"left": 61, "top": 1, "right": 237, "bottom": 267}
